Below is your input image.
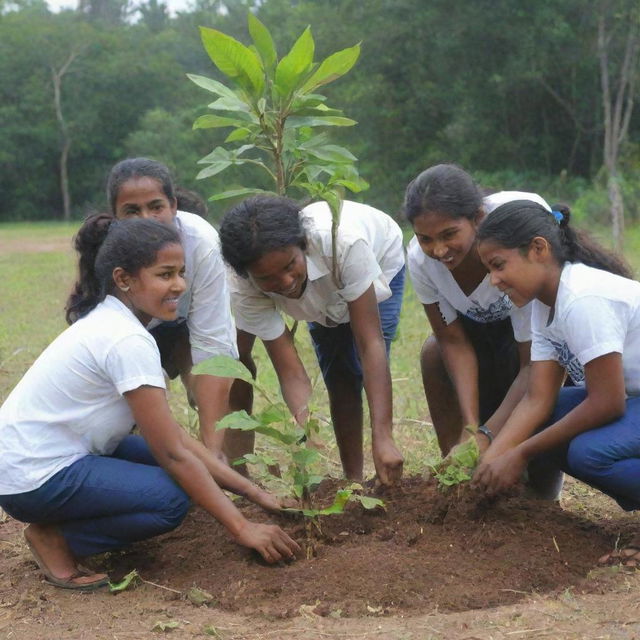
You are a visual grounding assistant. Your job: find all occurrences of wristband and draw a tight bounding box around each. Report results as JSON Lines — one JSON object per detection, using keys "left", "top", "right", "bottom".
{"left": 478, "top": 423, "right": 494, "bottom": 443}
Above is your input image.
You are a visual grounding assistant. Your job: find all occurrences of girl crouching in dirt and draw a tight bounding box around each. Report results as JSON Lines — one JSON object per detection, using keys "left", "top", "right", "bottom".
{"left": 471, "top": 200, "right": 639, "bottom": 563}
{"left": 404, "top": 164, "right": 552, "bottom": 463}
{"left": 0, "top": 216, "right": 299, "bottom": 591}
{"left": 218, "top": 195, "right": 405, "bottom": 486}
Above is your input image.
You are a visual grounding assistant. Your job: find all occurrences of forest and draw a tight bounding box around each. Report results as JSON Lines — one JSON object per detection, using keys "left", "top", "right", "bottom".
{"left": 1, "top": 0, "right": 639, "bottom": 239}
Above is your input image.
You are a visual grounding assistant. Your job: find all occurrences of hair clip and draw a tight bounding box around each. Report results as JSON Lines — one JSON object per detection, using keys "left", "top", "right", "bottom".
{"left": 551, "top": 210, "right": 563, "bottom": 224}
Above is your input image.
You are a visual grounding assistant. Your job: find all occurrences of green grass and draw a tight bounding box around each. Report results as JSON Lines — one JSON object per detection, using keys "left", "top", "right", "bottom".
{"left": 3, "top": 221, "right": 640, "bottom": 482}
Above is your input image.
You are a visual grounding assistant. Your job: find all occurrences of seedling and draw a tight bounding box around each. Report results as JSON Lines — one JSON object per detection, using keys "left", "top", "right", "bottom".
{"left": 431, "top": 436, "right": 480, "bottom": 489}
{"left": 193, "top": 355, "right": 384, "bottom": 557}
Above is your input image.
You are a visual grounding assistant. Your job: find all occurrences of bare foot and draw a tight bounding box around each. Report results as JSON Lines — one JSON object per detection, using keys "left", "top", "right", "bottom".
{"left": 24, "top": 523, "right": 108, "bottom": 588}
{"left": 598, "top": 542, "right": 640, "bottom": 567}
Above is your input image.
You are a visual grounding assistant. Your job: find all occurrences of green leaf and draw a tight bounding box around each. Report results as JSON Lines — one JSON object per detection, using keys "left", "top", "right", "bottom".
{"left": 285, "top": 115, "right": 356, "bottom": 129}
{"left": 274, "top": 26, "right": 314, "bottom": 99}
{"left": 109, "top": 569, "right": 140, "bottom": 593}
{"left": 356, "top": 495, "right": 385, "bottom": 510}
{"left": 152, "top": 620, "right": 180, "bottom": 632}
{"left": 258, "top": 404, "right": 288, "bottom": 424}
{"left": 193, "top": 115, "right": 250, "bottom": 129}
{"left": 186, "top": 586, "right": 215, "bottom": 606}
{"left": 304, "top": 144, "right": 357, "bottom": 163}
{"left": 292, "top": 448, "right": 320, "bottom": 466}
{"left": 208, "top": 188, "right": 268, "bottom": 202}
{"left": 248, "top": 13, "right": 277, "bottom": 71}
{"left": 255, "top": 425, "right": 298, "bottom": 445}
{"left": 216, "top": 410, "right": 262, "bottom": 431}
{"left": 199, "top": 27, "right": 264, "bottom": 95}
{"left": 301, "top": 43, "right": 361, "bottom": 93}
{"left": 192, "top": 355, "right": 254, "bottom": 383}
{"left": 225, "top": 128, "right": 252, "bottom": 143}
{"left": 187, "top": 73, "right": 240, "bottom": 101}
{"left": 207, "top": 96, "right": 255, "bottom": 117}
{"left": 196, "top": 162, "right": 232, "bottom": 180}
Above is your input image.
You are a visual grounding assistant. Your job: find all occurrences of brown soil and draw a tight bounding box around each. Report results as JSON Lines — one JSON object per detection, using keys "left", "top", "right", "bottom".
{"left": 2, "top": 475, "right": 637, "bottom": 639}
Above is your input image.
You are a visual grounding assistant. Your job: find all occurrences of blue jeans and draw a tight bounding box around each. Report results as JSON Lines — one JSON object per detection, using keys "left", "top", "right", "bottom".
{"left": 531, "top": 387, "right": 640, "bottom": 511}
{"left": 307, "top": 265, "right": 405, "bottom": 390}
{"left": 0, "top": 436, "right": 190, "bottom": 556}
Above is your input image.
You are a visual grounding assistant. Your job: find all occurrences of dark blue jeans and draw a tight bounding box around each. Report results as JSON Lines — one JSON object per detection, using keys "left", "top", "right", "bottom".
{"left": 0, "top": 436, "right": 190, "bottom": 556}
{"left": 530, "top": 387, "right": 640, "bottom": 511}
{"left": 307, "top": 265, "right": 405, "bottom": 390}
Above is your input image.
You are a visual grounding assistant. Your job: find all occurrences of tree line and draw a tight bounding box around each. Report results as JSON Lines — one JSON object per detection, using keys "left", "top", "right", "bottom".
{"left": 1, "top": 0, "right": 638, "bottom": 242}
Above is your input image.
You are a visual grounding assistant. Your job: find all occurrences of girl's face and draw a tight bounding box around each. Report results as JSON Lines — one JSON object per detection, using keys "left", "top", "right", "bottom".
{"left": 117, "top": 243, "right": 186, "bottom": 325}
{"left": 247, "top": 246, "right": 308, "bottom": 299}
{"left": 478, "top": 239, "right": 547, "bottom": 307}
{"left": 114, "top": 177, "right": 177, "bottom": 225}
{"left": 411, "top": 210, "right": 481, "bottom": 271}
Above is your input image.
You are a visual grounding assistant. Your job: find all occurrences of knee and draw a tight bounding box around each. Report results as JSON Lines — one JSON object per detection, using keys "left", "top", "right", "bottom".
{"left": 566, "top": 436, "right": 605, "bottom": 479}
{"left": 157, "top": 484, "right": 190, "bottom": 531}
{"left": 420, "top": 336, "right": 445, "bottom": 379}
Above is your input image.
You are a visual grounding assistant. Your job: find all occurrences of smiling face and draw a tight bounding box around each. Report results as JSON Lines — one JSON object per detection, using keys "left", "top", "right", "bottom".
{"left": 247, "top": 246, "right": 308, "bottom": 299}
{"left": 114, "top": 177, "right": 177, "bottom": 225}
{"left": 115, "top": 242, "right": 186, "bottom": 324}
{"left": 478, "top": 239, "right": 549, "bottom": 307}
{"left": 411, "top": 210, "right": 481, "bottom": 271}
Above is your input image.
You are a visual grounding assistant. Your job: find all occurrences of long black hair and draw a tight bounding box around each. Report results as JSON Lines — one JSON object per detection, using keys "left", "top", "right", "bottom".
{"left": 404, "top": 164, "right": 483, "bottom": 224}
{"left": 106, "top": 157, "right": 175, "bottom": 215}
{"left": 219, "top": 195, "right": 307, "bottom": 277}
{"left": 476, "top": 200, "right": 632, "bottom": 278}
{"left": 65, "top": 215, "right": 181, "bottom": 324}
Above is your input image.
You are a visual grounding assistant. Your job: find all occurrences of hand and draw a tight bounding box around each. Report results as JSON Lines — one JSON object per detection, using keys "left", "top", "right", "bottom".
{"left": 372, "top": 437, "right": 404, "bottom": 486}
{"left": 233, "top": 521, "right": 301, "bottom": 563}
{"left": 472, "top": 446, "right": 527, "bottom": 495}
{"left": 247, "top": 486, "right": 286, "bottom": 513}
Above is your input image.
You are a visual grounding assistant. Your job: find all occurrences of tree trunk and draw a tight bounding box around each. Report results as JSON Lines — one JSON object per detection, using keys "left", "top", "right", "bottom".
{"left": 607, "top": 172, "right": 625, "bottom": 252}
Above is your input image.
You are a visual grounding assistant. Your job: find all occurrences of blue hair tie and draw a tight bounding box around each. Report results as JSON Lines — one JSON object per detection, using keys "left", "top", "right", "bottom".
{"left": 551, "top": 210, "right": 563, "bottom": 224}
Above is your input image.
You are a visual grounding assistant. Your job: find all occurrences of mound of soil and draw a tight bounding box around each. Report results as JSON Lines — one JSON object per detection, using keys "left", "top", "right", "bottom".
{"left": 80, "top": 475, "right": 616, "bottom": 618}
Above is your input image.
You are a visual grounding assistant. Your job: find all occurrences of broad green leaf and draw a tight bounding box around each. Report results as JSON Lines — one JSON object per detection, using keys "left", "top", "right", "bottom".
{"left": 356, "top": 495, "right": 385, "bottom": 510}
{"left": 225, "top": 128, "right": 252, "bottom": 143}
{"left": 332, "top": 177, "right": 370, "bottom": 193}
{"left": 198, "top": 146, "right": 232, "bottom": 163}
{"left": 196, "top": 162, "right": 231, "bottom": 180}
{"left": 285, "top": 115, "right": 356, "bottom": 129}
{"left": 193, "top": 115, "right": 250, "bottom": 129}
{"left": 186, "top": 586, "right": 215, "bottom": 606}
{"left": 187, "top": 73, "right": 240, "bottom": 101}
{"left": 109, "top": 569, "right": 140, "bottom": 593}
{"left": 258, "top": 404, "right": 288, "bottom": 424}
{"left": 193, "top": 354, "right": 254, "bottom": 382}
{"left": 248, "top": 13, "right": 277, "bottom": 71}
{"left": 200, "top": 27, "right": 264, "bottom": 95}
{"left": 208, "top": 188, "right": 268, "bottom": 202}
{"left": 292, "top": 447, "right": 320, "bottom": 466}
{"left": 274, "top": 26, "right": 314, "bottom": 99}
{"left": 301, "top": 44, "right": 361, "bottom": 93}
{"left": 255, "top": 425, "right": 298, "bottom": 445}
{"left": 216, "top": 410, "right": 262, "bottom": 431}
{"left": 304, "top": 144, "right": 357, "bottom": 163}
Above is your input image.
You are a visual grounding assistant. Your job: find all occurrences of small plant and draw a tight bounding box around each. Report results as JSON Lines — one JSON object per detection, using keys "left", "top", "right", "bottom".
{"left": 430, "top": 436, "right": 479, "bottom": 489}
{"left": 193, "top": 355, "right": 384, "bottom": 557}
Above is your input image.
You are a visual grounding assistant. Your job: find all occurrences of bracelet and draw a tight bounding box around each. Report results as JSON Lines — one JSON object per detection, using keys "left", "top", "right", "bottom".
{"left": 478, "top": 424, "right": 494, "bottom": 443}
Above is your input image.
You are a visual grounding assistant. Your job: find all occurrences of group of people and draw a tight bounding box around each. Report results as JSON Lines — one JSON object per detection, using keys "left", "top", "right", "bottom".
{"left": 1, "top": 158, "right": 639, "bottom": 590}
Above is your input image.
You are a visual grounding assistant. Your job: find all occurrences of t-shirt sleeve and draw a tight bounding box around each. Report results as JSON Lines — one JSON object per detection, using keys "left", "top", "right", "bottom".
{"left": 105, "top": 334, "right": 166, "bottom": 394}
{"left": 338, "top": 239, "right": 382, "bottom": 302}
{"left": 564, "top": 296, "right": 627, "bottom": 364}
{"left": 186, "top": 243, "right": 239, "bottom": 363}
{"left": 229, "top": 272, "right": 286, "bottom": 342}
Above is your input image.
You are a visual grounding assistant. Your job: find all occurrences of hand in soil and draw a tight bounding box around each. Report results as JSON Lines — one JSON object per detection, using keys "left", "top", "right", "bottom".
{"left": 233, "top": 521, "right": 301, "bottom": 563}
{"left": 472, "top": 446, "right": 527, "bottom": 495}
{"left": 372, "top": 438, "right": 404, "bottom": 485}
{"left": 248, "top": 487, "right": 287, "bottom": 513}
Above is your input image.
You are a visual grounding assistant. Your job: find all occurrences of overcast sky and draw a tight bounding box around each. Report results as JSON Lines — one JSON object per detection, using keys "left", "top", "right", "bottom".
{"left": 46, "top": 0, "right": 194, "bottom": 16}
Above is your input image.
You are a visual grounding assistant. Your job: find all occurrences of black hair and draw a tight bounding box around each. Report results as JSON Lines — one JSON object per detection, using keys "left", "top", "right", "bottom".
{"left": 476, "top": 200, "right": 632, "bottom": 278}
{"left": 65, "top": 215, "right": 181, "bottom": 324}
{"left": 106, "top": 158, "right": 175, "bottom": 214}
{"left": 175, "top": 186, "right": 208, "bottom": 217}
{"left": 219, "top": 195, "right": 307, "bottom": 277}
{"left": 404, "top": 164, "right": 483, "bottom": 224}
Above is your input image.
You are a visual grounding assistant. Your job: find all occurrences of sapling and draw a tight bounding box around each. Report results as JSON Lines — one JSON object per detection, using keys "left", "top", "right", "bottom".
{"left": 431, "top": 433, "right": 480, "bottom": 489}
{"left": 193, "top": 355, "right": 384, "bottom": 557}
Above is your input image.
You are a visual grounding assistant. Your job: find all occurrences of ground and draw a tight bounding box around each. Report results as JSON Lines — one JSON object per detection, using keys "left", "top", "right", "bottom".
{"left": 1, "top": 476, "right": 639, "bottom": 640}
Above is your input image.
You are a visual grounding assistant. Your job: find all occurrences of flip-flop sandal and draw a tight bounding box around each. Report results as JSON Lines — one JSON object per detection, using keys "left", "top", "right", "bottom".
{"left": 24, "top": 530, "right": 109, "bottom": 591}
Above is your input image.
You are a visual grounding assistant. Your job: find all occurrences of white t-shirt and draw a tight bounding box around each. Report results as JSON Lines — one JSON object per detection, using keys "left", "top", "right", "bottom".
{"left": 230, "top": 200, "right": 405, "bottom": 341}
{"left": 531, "top": 262, "right": 640, "bottom": 395}
{"left": 0, "top": 296, "right": 165, "bottom": 495}
{"left": 147, "top": 210, "right": 238, "bottom": 363}
{"left": 407, "top": 191, "right": 551, "bottom": 342}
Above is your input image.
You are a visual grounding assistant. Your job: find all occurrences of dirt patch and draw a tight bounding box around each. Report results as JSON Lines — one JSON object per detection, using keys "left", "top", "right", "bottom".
{"left": 0, "top": 237, "right": 73, "bottom": 254}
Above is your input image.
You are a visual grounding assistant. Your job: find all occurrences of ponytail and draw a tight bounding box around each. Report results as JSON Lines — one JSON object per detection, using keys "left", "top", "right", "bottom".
{"left": 476, "top": 201, "right": 632, "bottom": 278}
{"left": 65, "top": 213, "right": 116, "bottom": 324}
{"left": 65, "top": 215, "right": 181, "bottom": 324}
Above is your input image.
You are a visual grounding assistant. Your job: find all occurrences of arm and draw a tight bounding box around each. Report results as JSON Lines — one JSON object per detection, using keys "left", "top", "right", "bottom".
{"left": 125, "top": 385, "right": 300, "bottom": 562}
{"left": 193, "top": 374, "right": 233, "bottom": 456}
{"left": 424, "top": 303, "right": 481, "bottom": 430}
{"left": 348, "top": 284, "right": 404, "bottom": 484}
{"left": 263, "top": 328, "right": 312, "bottom": 425}
{"left": 474, "top": 354, "right": 625, "bottom": 494}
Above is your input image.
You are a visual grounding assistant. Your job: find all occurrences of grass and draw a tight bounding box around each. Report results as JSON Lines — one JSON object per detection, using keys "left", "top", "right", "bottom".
{"left": 2, "top": 221, "right": 639, "bottom": 482}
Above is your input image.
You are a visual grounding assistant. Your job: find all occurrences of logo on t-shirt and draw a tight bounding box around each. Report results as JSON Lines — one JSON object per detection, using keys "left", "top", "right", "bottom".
{"left": 548, "top": 338, "right": 585, "bottom": 385}
{"left": 465, "top": 295, "right": 512, "bottom": 323}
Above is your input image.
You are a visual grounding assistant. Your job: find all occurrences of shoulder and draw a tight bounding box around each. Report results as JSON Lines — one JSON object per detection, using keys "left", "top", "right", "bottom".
{"left": 175, "top": 210, "right": 220, "bottom": 246}
{"left": 483, "top": 191, "right": 551, "bottom": 213}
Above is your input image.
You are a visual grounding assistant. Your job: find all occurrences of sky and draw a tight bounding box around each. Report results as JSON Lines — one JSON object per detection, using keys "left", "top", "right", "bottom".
{"left": 46, "top": 0, "right": 194, "bottom": 16}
